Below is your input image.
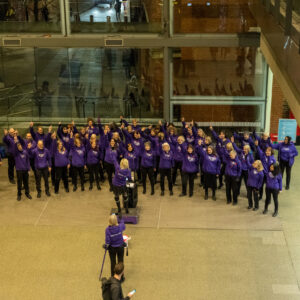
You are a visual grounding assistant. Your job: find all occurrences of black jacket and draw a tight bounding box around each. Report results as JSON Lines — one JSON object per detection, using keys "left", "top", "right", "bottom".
{"left": 110, "top": 277, "right": 130, "bottom": 300}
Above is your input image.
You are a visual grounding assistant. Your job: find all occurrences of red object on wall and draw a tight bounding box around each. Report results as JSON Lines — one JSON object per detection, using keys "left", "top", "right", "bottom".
{"left": 289, "top": 111, "right": 300, "bottom": 136}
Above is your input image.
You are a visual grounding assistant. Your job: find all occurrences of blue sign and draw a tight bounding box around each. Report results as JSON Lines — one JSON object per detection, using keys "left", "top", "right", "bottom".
{"left": 278, "top": 119, "right": 298, "bottom": 142}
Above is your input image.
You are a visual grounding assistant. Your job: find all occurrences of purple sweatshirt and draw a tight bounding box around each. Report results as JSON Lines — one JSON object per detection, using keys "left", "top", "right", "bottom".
{"left": 253, "top": 132, "right": 272, "bottom": 152}
{"left": 232, "top": 143, "right": 254, "bottom": 171}
{"left": 86, "top": 147, "right": 101, "bottom": 165}
{"left": 141, "top": 149, "right": 156, "bottom": 168}
{"left": 159, "top": 148, "right": 174, "bottom": 169}
{"left": 211, "top": 130, "right": 230, "bottom": 162}
{"left": 172, "top": 142, "right": 186, "bottom": 162}
{"left": 105, "top": 219, "right": 126, "bottom": 247}
{"left": 124, "top": 150, "right": 138, "bottom": 171}
{"left": 51, "top": 140, "right": 69, "bottom": 167}
{"left": 30, "top": 147, "right": 52, "bottom": 169}
{"left": 112, "top": 159, "right": 131, "bottom": 187}
{"left": 256, "top": 145, "right": 276, "bottom": 174}
{"left": 12, "top": 144, "right": 30, "bottom": 171}
{"left": 3, "top": 134, "right": 15, "bottom": 154}
{"left": 247, "top": 166, "right": 264, "bottom": 189}
{"left": 70, "top": 138, "right": 86, "bottom": 167}
{"left": 180, "top": 144, "right": 199, "bottom": 173}
{"left": 30, "top": 127, "right": 46, "bottom": 143}
{"left": 266, "top": 172, "right": 282, "bottom": 191}
{"left": 197, "top": 145, "right": 221, "bottom": 175}
{"left": 271, "top": 142, "right": 298, "bottom": 166}
{"left": 225, "top": 155, "right": 242, "bottom": 177}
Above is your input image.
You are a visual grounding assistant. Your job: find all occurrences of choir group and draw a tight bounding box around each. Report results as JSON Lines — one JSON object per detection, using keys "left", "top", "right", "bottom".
{"left": 1, "top": 117, "right": 298, "bottom": 217}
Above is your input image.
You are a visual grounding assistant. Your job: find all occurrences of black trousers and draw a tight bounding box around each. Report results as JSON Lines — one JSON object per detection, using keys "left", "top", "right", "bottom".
{"left": 141, "top": 166, "right": 154, "bottom": 192}
{"left": 99, "top": 160, "right": 105, "bottom": 181}
{"left": 87, "top": 163, "right": 100, "bottom": 186}
{"left": 154, "top": 156, "right": 160, "bottom": 182}
{"left": 136, "top": 156, "right": 142, "bottom": 181}
{"left": 238, "top": 170, "right": 248, "bottom": 194}
{"left": 104, "top": 162, "right": 115, "bottom": 189}
{"left": 108, "top": 246, "right": 124, "bottom": 277}
{"left": 247, "top": 186, "right": 259, "bottom": 208}
{"left": 225, "top": 175, "right": 239, "bottom": 204}
{"left": 159, "top": 168, "right": 172, "bottom": 192}
{"left": 265, "top": 188, "right": 279, "bottom": 212}
{"left": 36, "top": 167, "right": 49, "bottom": 193}
{"left": 113, "top": 185, "right": 128, "bottom": 209}
{"left": 203, "top": 172, "right": 217, "bottom": 194}
{"left": 72, "top": 166, "right": 85, "bottom": 187}
{"left": 280, "top": 160, "right": 292, "bottom": 188}
{"left": 172, "top": 160, "right": 182, "bottom": 184}
{"left": 7, "top": 152, "right": 15, "bottom": 181}
{"left": 219, "top": 162, "right": 226, "bottom": 186}
{"left": 181, "top": 172, "right": 196, "bottom": 195}
{"left": 30, "top": 157, "right": 38, "bottom": 181}
{"left": 55, "top": 166, "right": 68, "bottom": 192}
{"left": 259, "top": 175, "right": 267, "bottom": 199}
{"left": 17, "top": 170, "right": 29, "bottom": 196}
{"left": 51, "top": 157, "right": 55, "bottom": 185}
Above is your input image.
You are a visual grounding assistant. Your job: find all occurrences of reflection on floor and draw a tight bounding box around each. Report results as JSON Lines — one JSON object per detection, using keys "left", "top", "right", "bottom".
{"left": 0, "top": 151, "right": 300, "bottom": 299}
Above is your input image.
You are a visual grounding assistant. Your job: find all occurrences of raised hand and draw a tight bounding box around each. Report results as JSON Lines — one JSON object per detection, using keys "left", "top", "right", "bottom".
{"left": 30, "top": 122, "right": 34, "bottom": 127}
{"left": 48, "top": 125, "right": 53, "bottom": 133}
{"left": 3, "top": 129, "right": 8, "bottom": 135}
{"left": 198, "top": 139, "right": 202, "bottom": 145}
{"left": 209, "top": 126, "right": 213, "bottom": 131}
{"left": 231, "top": 136, "right": 234, "bottom": 143}
{"left": 181, "top": 117, "right": 185, "bottom": 122}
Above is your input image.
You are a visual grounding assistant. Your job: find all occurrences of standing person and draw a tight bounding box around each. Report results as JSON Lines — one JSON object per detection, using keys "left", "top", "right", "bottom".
{"left": 112, "top": 158, "right": 131, "bottom": 213}
{"left": 159, "top": 143, "right": 174, "bottom": 196}
{"left": 51, "top": 138, "right": 70, "bottom": 194}
{"left": 171, "top": 136, "right": 186, "bottom": 186}
{"left": 3, "top": 128, "right": 16, "bottom": 183}
{"left": 12, "top": 136, "right": 32, "bottom": 201}
{"left": 271, "top": 136, "right": 298, "bottom": 190}
{"left": 246, "top": 160, "right": 264, "bottom": 211}
{"left": 21, "top": 133, "right": 37, "bottom": 182}
{"left": 29, "top": 122, "right": 46, "bottom": 143}
{"left": 115, "top": 0, "right": 121, "bottom": 22}
{"left": 140, "top": 142, "right": 156, "bottom": 195}
{"left": 224, "top": 150, "right": 242, "bottom": 205}
{"left": 29, "top": 140, "right": 52, "bottom": 198}
{"left": 179, "top": 143, "right": 198, "bottom": 197}
{"left": 86, "top": 139, "right": 102, "bottom": 191}
{"left": 263, "top": 162, "right": 282, "bottom": 217}
{"left": 197, "top": 140, "right": 221, "bottom": 200}
{"left": 108, "top": 263, "right": 135, "bottom": 300}
{"left": 69, "top": 132, "right": 86, "bottom": 192}
{"left": 104, "top": 215, "right": 126, "bottom": 278}
{"left": 123, "top": 144, "right": 138, "bottom": 181}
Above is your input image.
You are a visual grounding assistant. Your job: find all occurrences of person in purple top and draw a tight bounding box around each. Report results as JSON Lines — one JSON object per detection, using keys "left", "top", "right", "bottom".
{"left": 271, "top": 136, "right": 298, "bottom": 190}
{"left": 197, "top": 140, "right": 221, "bottom": 200}
{"left": 105, "top": 214, "right": 126, "bottom": 277}
{"left": 198, "top": 135, "right": 212, "bottom": 187}
{"left": 233, "top": 131, "right": 255, "bottom": 151}
{"left": 253, "top": 131, "right": 272, "bottom": 154}
{"left": 123, "top": 144, "right": 138, "bottom": 177}
{"left": 28, "top": 139, "right": 52, "bottom": 198}
{"left": 51, "top": 138, "right": 70, "bottom": 194}
{"left": 12, "top": 136, "right": 32, "bottom": 201}
{"left": 179, "top": 143, "right": 199, "bottom": 197}
{"left": 263, "top": 162, "right": 282, "bottom": 217}
{"left": 246, "top": 159, "right": 264, "bottom": 210}
{"left": 181, "top": 118, "right": 195, "bottom": 145}
{"left": 171, "top": 136, "right": 186, "bottom": 186}
{"left": 3, "top": 128, "right": 16, "bottom": 183}
{"left": 112, "top": 158, "right": 132, "bottom": 213}
{"left": 86, "top": 117, "right": 99, "bottom": 137}
{"left": 159, "top": 143, "right": 174, "bottom": 196}
{"left": 86, "top": 138, "right": 102, "bottom": 191}
{"left": 140, "top": 141, "right": 156, "bottom": 195}
{"left": 224, "top": 150, "right": 242, "bottom": 205}
{"left": 29, "top": 122, "right": 48, "bottom": 143}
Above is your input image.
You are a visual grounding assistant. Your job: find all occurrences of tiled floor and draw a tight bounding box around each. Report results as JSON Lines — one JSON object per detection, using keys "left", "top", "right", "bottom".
{"left": 0, "top": 151, "right": 300, "bottom": 299}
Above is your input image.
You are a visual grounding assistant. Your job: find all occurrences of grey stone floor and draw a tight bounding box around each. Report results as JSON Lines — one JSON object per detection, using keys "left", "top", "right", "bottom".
{"left": 0, "top": 151, "right": 300, "bottom": 300}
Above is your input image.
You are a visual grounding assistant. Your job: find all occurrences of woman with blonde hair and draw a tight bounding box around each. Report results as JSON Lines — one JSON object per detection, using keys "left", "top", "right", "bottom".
{"left": 246, "top": 160, "right": 264, "bottom": 210}
{"left": 105, "top": 214, "right": 126, "bottom": 277}
{"left": 112, "top": 158, "right": 132, "bottom": 213}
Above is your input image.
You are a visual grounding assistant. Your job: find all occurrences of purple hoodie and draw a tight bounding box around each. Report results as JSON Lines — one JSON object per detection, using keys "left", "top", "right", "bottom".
{"left": 51, "top": 140, "right": 69, "bottom": 167}
{"left": 159, "top": 148, "right": 174, "bottom": 169}
{"left": 271, "top": 142, "right": 298, "bottom": 166}
{"left": 30, "top": 147, "right": 52, "bottom": 169}
{"left": 256, "top": 145, "right": 276, "bottom": 174}
{"left": 247, "top": 166, "right": 264, "bottom": 189}
{"left": 196, "top": 145, "right": 221, "bottom": 175}
{"left": 3, "top": 134, "right": 15, "bottom": 154}
{"left": 266, "top": 171, "right": 282, "bottom": 191}
{"left": 70, "top": 138, "right": 86, "bottom": 167}
{"left": 232, "top": 142, "right": 254, "bottom": 171}
{"left": 12, "top": 143, "right": 30, "bottom": 171}
{"left": 112, "top": 159, "right": 131, "bottom": 187}
{"left": 124, "top": 150, "right": 139, "bottom": 171}
{"left": 141, "top": 148, "right": 156, "bottom": 168}
{"left": 224, "top": 154, "right": 242, "bottom": 177}
{"left": 172, "top": 142, "right": 186, "bottom": 162}
{"left": 180, "top": 144, "right": 199, "bottom": 173}
{"left": 105, "top": 219, "right": 126, "bottom": 247}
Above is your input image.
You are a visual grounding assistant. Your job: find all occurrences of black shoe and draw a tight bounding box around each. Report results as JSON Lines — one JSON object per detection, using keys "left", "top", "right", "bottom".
{"left": 143, "top": 189, "right": 146, "bottom": 194}
{"left": 253, "top": 207, "right": 258, "bottom": 211}
{"left": 73, "top": 186, "right": 77, "bottom": 192}
{"left": 259, "top": 195, "right": 262, "bottom": 200}
{"left": 89, "top": 185, "right": 93, "bottom": 190}
{"left": 247, "top": 206, "right": 252, "bottom": 210}
{"left": 25, "top": 194, "right": 32, "bottom": 200}
{"left": 263, "top": 209, "right": 268, "bottom": 215}
{"left": 212, "top": 195, "right": 216, "bottom": 201}
{"left": 65, "top": 188, "right": 69, "bottom": 193}
{"left": 199, "top": 183, "right": 203, "bottom": 187}
{"left": 179, "top": 193, "right": 186, "bottom": 197}
{"left": 227, "top": 200, "right": 231, "bottom": 204}
{"left": 37, "top": 192, "right": 41, "bottom": 198}
{"left": 232, "top": 202, "right": 237, "bottom": 206}
{"left": 10, "top": 179, "right": 16, "bottom": 184}
{"left": 55, "top": 191, "right": 58, "bottom": 194}
{"left": 170, "top": 191, "right": 173, "bottom": 196}
{"left": 81, "top": 186, "right": 85, "bottom": 191}
{"left": 189, "top": 193, "right": 193, "bottom": 198}
{"left": 218, "top": 184, "right": 223, "bottom": 189}
{"left": 161, "top": 191, "right": 164, "bottom": 196}
{"left": 125, "top": 208, "right": 129, "bottom": 214}
{"left": 272, "top": 211, "right": 278, "bottom": 217}
{"left": 17, "top": 195, "right": 21, "bottom": 201}
{"left": 204, "top": 194, "right": 208, "bottom": 200}
{"left": 46, "top": 191, "right": 51, "bottom": 197}
{"left": 151, "top": 190, "right": 154, "bottom": 195}
{"left": 97, "top": 185, "right": 101, "bottom": 190}
{"left": 285, "top": 186, "right": 289, "bottom": 190}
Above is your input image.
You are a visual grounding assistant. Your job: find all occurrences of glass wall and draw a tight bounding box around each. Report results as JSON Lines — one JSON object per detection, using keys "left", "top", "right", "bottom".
{"left": 172, "top": 47, "right": 267, "bottom": 98}
{"left": 70, "top": 0, "right": 163, "bottom": 33}
{"left": 172, "top": 0, "right": 257, "bottom": 34}
{"left": 0, "top": 0, "right": 61, "bottom": 33}
{"left": 0, "top": 47, "right": 163, "bottom": 126}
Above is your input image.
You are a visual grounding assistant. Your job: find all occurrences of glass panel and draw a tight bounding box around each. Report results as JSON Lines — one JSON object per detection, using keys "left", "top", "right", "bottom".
{"left": 70, "top": 0, "right": 163, "bottom": 33}
{"left": 173, "top": 0, "right": 257, "bottom": 34}
{"left": 0, "top": 47, "right": 163, "bottom": 126}
{"left": 172, "top": 47, "right": 266, "bottom": 97}
{"left": 173, "top": 104, "right": 261, "bottom": 122}
{"left": 0, "top": 0, "right": 61, "bottom": 33}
